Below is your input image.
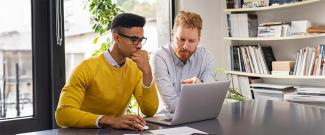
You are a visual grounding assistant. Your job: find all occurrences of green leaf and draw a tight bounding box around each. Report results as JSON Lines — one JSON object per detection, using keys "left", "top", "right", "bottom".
{"left": 93, "top": 37, "right": 99, "bottom": 44}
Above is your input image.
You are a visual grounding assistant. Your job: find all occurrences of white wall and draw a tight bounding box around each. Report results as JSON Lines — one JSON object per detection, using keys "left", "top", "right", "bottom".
{"left": 175, "top": 0, "right": 228, "bottom": 80}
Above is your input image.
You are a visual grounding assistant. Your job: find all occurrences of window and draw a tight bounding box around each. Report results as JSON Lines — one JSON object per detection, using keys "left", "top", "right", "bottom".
{"left": 0, "top": 0, "right": 33, "bottom": 120}
{"left": 64, "top": 0, "right": 172, "bottom": 77}
{"left": 0, "top": 0, "right": 55, "bottom": 134}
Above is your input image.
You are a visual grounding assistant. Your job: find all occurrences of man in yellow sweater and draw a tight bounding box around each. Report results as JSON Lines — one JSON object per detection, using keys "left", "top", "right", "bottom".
{"left": 55, "top": 13, "right": 158, "bottom": 131}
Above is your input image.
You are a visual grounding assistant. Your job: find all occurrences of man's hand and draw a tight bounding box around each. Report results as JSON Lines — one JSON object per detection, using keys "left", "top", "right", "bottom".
{"left": 181, "top": 76, "right": 201, "bottom": 84}
{"left": 131, "top": 50, "right": 150, "bottom": 73}
{"left": 99, "top": 114, "right": 146, "bottom": 131}
{"left": 131, "top": 50, "right": 152, "bottom": 87}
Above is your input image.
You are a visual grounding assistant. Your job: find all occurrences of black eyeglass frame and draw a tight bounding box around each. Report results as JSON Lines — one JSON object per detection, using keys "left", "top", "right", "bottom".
{"left": 117, "top": 32, "right": 147, "bottom": 45}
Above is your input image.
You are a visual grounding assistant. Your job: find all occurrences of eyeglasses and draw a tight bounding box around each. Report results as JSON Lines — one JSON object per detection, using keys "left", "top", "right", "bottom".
{"left": 117, "top": 32, "right": 147, "bottom": 45}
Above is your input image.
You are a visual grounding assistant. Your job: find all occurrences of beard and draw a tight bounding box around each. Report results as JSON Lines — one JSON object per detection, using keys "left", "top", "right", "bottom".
{"left": 176, "top": 49, "right": 192, "bottom": 62}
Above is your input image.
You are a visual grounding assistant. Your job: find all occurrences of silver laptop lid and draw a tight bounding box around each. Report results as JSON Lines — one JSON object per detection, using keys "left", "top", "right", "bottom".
{"left": 171, "top": 80, "right": 231, "bottom": 125}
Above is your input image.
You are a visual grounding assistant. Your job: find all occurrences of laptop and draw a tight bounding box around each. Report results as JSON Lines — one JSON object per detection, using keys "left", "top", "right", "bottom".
{"left": 145, "top": 80, "right": 231, "bottom": 126}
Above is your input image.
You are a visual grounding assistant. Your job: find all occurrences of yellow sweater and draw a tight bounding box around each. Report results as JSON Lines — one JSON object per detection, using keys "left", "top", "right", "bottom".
{"left": 55, "top": 54, "right": 158, "bottom": 128}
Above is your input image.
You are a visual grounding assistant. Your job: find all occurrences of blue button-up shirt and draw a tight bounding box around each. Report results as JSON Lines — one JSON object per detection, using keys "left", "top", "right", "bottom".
{"left": 151, "top": 44, "right": 216, "bottom": 113}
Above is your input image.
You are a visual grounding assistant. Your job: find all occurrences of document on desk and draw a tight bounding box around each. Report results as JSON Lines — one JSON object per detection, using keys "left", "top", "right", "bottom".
{"left": 149, "top": 126, "right": 207, "bottom": 135}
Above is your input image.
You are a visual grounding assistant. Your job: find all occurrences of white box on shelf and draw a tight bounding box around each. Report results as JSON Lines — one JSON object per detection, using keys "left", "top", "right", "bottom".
{"left": 291, "top": 20, "right": 311, "bottom": 35}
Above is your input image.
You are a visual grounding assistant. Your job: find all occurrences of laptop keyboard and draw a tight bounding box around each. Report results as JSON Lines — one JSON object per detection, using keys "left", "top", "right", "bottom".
{"left": 161, "top": 118, "right": 172, "bottom": 122}
{"left": 155, "top": 116, "right": 173, "bottom": 122}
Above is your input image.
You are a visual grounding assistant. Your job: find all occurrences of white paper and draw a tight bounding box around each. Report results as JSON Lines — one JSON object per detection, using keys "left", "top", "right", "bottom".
{"left": 284, "top": 93, "right": 325, "bottom": 102}
{"left": 250, "top": 83, "right": 293, "bottom": 89}
{"left": 149, "top": 126, "right": 207, "bottom": 135}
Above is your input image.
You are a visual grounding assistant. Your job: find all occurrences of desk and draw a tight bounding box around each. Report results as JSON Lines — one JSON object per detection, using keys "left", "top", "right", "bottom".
{"left": 19, "top": 100, "right": 325, "bottom": 135}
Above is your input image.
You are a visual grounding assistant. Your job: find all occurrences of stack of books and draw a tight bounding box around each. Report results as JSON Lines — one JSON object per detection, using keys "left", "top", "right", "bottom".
{"left": 257, "top": 22, "right": 291, "bottom": 37}
{"left": 284, "top": 86, "right": 325, "bottom": 103}
{"left": 250, "top": 83, "right": 295, "bottom": 101}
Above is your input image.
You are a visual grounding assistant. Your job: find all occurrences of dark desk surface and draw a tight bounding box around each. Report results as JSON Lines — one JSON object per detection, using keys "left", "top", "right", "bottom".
{"left": 19, "top": 100, "right": 325, "bottom": 135}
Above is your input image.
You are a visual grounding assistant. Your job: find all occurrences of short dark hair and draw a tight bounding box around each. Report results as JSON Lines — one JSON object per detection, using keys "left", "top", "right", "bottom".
{"left": 110, "top": 13, "right": 146, "bottom": 32}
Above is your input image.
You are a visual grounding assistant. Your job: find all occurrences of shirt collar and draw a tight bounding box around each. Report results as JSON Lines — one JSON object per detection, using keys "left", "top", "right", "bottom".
{"left": 104, "top": 50, "right": 121, "bottom": 68}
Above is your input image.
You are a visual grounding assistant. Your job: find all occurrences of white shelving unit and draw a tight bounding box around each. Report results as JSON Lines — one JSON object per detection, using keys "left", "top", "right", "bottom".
{"left": 224, "top": 33, "right": 325, "bottom": 41}
{"left": 225, "top": 70, "right": 325, "bottom": 79}
{"left": 224, "top": 0, "right": 325, "bottom": 102}
{"left": 224, "top": 0, "right": 319, "bottom": 12}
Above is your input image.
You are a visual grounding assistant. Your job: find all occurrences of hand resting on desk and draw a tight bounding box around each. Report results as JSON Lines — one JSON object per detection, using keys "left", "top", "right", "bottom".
{"left": 98, "top": 114, "right": 147, "bottom": 131}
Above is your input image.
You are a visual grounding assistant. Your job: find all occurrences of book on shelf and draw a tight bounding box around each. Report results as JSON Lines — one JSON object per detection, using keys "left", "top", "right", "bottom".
{"left": 227, "top": 14, "right": 239, "bottom": 37}
{"left": 231, "top": 46, "right": 242, "bottom": 72}
{"left": 227, "top": 0, "right": 236, "bottom": 9}
{"left": 269, "top": 0, "right": 302, "bottom": 5}
{"left": 252, "top": 88, "right": 294, "bottom": 101}
{"left": 230, "top": 45, "right": 273, "bottom": 74}
{"left": 243, "top": 0, "right": 260, "bottom": 8}
{"left": 235, "top": 0, "right": 244, "bottom": 8}
{"left": 227, "top": 13, "right": 258, "bottom": 37}
{"left": 228, "top": 17, "right": 316, "bottom": 38}
{"left": 258, "top": 44, "right": 270, "bottom": 74}
{"left": 258, "top": 25, "right": 282, "bottom": 37}
{"left": 250, "top": 83, "right": 295, "bottom": 90}
{"left": 226, "top": 0, "right": 304, "bottom": 9}
{"left": 272, "top": 61, "right": 294, "bottom": 71}
{"left": 293, "top": 44, "right": 325, "bottom": 76}
{"left": 229, "top": 74, "right": 255, "bottom": 99}
{"left": 296, "top": 86, "right": 325, "bottom": 95}
{"left": 238, "top": 76, "right": 253, "bottom": 99}
{"left": 284, "top": 92, "right": 325, "bottom": 102}
{"left": 241, "top": 0, "right": 270, "bottom": 7}
{"left": 261, "top": 46, "right": 276, "bottom": 72}
{"left": 226, "top": 14, "right": 232, "bottom": 37}
{"left": 257, "top": 21, "right": 291, "bottom": 37}
{"left": 307, "top": 25, "right": 325, "bottom": 33}
{"left": 241, "top": 47, "right": 252, "bottom": 73}
{"left": 251, "top": 82, "right": 295, "bottom": 101}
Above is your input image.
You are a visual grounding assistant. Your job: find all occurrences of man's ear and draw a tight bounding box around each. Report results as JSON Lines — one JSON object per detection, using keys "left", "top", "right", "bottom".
{"left": 112, "top": 32, "right": 119, "bottom": 43}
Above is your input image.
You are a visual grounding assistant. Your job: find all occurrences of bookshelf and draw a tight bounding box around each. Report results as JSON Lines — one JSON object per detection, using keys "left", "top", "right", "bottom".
{"left": 224, "top": 0, "right": 325, "bottom": 102}
{"left": 224, "top": 33, "right": 325, "bottom": 41}
{"left": 224, "top": 0, "right": 320, "bottom": 12}
{"left": 225, "top": 70, "right": 325, "bottom": 79}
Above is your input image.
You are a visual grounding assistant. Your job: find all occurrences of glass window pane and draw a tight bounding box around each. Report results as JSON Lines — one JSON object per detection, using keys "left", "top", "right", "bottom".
{"left": 64, "top": 0, "right": 96, "bottom": 78}
{"left": 0, "top": 1, "right": 33, "bottom": 119}
{"left": 116, "top": 0, "right": 159, "bottom": 53}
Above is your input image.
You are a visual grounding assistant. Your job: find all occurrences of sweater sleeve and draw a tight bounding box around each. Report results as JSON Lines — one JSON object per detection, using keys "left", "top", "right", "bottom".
{"left": 55, "top": 61, "right": 100, "bottom": 128}
{"left": 133, "top": 72, "right": 159, "bottom": 117}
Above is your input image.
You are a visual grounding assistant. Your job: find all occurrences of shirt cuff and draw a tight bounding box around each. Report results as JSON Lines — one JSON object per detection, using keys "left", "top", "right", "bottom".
{"left": 96, "top": 115, "right": 105, "bottom": 128}
{"left": 142, "top": 80, "right": 153, "bottom": 88}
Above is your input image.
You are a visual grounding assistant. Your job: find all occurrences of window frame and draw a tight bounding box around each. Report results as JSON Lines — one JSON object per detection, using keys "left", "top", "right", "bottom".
{"left": 0, "top": 0, "right": 64, "bottom": 133}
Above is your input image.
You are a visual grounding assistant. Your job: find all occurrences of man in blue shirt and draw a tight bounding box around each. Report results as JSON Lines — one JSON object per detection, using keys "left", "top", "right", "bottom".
{"left": 151, "top": 11, "right": 216, "bottom": 113}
